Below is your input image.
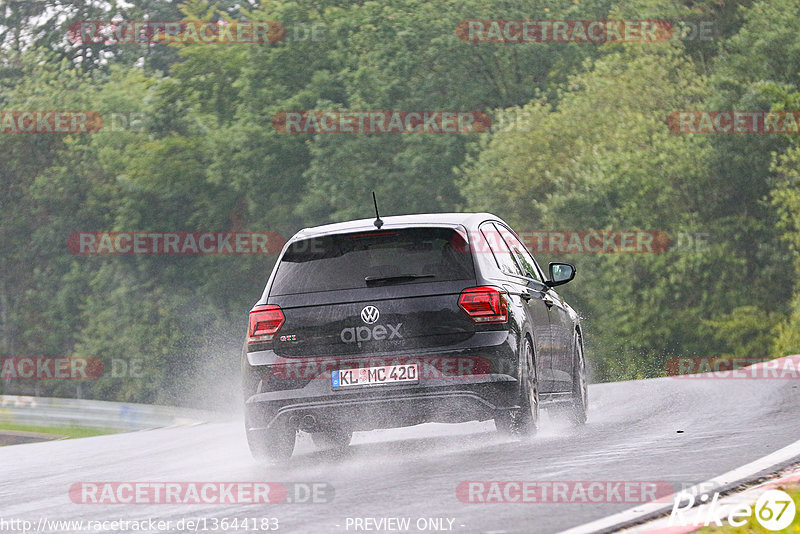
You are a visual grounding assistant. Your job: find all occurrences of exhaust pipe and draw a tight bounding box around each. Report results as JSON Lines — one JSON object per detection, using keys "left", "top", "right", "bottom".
{"left": 300, "top": 414, "right": 317, "bottom": 432}
{"left": 288, "top": 415, "right": 300, "bottom": 429}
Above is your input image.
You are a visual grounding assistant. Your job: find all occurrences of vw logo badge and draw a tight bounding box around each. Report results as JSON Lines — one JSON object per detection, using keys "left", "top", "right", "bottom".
{"left": 361, "top": 305, "right": 380, "bottom": 324}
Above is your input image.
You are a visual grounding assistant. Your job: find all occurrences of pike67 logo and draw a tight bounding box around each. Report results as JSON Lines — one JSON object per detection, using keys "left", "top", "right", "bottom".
{"left": 670, "top": 488, "right": 796, "bottom": 530}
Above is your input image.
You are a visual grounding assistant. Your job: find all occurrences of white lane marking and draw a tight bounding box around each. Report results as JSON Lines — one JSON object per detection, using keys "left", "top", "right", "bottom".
{"left": 557, "top": 435, "right": 800, "bottom": 534}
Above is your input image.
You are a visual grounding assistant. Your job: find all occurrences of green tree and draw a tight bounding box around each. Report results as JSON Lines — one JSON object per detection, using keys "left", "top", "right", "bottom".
{"left": 460, "top": 43, "right": 729, "bottom": 379}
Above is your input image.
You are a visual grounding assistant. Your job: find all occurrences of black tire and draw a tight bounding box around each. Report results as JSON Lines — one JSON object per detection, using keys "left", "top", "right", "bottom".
{"left": 495, "top": 336, "right": 539, "bottom": 438}
{"left": 311, "top": 429, "right": 353, "bottom": 450}
{"left": 246, "top": 423, "right": 297, "bottom": 462}
{"left": 553, "top": 331, "right": 588, "bottom": 425}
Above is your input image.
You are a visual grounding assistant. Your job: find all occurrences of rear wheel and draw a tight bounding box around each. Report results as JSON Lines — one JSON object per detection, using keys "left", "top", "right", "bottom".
{"left": 553, "top": 331, "right": 588, "bottom": 425}
{"left": 495, "top": 336, "right": 539, "bottom": 438}
{"left": 311, "top": 429, "right": 353, "bottom": 450}
{"left": 246, "top": 423, "right": 297, "bottom": 462}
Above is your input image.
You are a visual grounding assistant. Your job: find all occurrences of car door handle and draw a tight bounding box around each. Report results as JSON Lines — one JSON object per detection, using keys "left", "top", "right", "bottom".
{"left": 521, "top": 292, "right": 531, "bottom": 301}
{"left": 543, "top": 297, "right": 554, "bottom": 308}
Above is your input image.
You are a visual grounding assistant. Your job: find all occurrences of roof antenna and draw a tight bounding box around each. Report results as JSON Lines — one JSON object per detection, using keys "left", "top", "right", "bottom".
{"left": 372, "top": 191, "right": 383, "bottom": 229}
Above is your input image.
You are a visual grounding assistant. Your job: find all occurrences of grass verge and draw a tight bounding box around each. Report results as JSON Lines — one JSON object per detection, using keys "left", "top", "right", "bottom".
{"left": 0, "top": 422, "right": 117, "bottom": 440}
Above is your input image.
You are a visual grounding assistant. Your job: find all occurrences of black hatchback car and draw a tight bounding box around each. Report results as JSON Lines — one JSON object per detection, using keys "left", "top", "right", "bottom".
{"left": 242, "top": 213, "right": 587, "bottom": 459}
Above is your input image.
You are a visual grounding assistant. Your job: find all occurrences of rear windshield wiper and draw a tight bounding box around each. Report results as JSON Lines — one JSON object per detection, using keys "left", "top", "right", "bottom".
{"left": 364, "top": 274, "right": 435, "bottom": 286}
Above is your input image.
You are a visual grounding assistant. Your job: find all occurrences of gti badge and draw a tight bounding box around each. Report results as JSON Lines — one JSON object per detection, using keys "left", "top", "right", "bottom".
{"left": 361, "top": 305, "right": 380, "bottom": 324}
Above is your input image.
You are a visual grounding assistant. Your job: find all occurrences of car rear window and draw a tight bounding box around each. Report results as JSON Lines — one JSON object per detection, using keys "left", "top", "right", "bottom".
{"left": 270, "top": 227, "right": 475, "bottom": 295}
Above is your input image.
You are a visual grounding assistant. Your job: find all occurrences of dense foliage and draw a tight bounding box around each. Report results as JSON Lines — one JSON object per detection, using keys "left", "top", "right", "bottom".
{"left": 1, "top": 0, "right": 798, "bottom": 406}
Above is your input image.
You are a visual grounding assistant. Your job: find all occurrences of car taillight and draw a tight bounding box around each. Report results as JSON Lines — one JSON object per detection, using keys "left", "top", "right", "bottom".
{"left": 458, "top": 286, "right": 508, "bottom": 323}
{"left": 248, "top": 304, "right": 285, "bottom": 345}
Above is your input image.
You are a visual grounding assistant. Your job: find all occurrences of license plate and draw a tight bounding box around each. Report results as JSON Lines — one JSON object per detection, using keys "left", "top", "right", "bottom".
{"left": 332, "top": 364, "right": 419, "bottom": 388}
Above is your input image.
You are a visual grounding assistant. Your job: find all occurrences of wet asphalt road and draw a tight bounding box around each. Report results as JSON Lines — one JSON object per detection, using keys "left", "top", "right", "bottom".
{"left": 1, "top": 364, "right": 799, "bottom": 534}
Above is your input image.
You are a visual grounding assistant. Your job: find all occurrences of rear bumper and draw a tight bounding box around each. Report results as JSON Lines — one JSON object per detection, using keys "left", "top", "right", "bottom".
{"left": 245, "top": 378, "right": 520, "bottom": 432}
{"left": 243, "top": 331, "right": 521, "bottom": 432}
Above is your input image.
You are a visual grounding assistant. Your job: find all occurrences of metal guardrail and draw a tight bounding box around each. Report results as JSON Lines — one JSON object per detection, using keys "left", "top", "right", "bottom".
{"left": 0, "top": 395, "right": 221, "bottom": 431}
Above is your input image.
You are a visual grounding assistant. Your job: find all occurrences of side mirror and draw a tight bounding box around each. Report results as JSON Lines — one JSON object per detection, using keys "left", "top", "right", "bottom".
{"left": 546, "top": 262, "right": 576, "bottom": 287}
